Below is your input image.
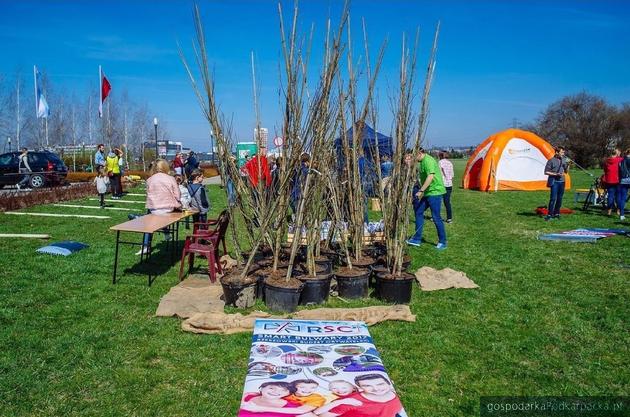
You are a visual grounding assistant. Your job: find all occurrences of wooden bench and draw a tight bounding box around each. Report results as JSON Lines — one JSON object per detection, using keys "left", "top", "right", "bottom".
{"left": 110, "top": 210, "right": 197, "bottom": 285}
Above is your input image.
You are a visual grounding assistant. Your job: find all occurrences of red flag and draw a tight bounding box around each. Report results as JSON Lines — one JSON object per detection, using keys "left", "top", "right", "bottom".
{"left": 102, "top": 75, "right": 111, "bottom": 103}
{"left": 99, "top": 66, "right": 112, "bottom": 118}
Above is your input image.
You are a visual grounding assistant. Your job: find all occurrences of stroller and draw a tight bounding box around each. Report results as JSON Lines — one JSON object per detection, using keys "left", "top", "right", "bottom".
{"left": 581, "top": 176, "right": 608, "bottom": 211}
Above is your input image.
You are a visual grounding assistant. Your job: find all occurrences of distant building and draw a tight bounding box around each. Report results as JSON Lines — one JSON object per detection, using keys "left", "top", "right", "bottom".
{"left": 254, "top": 127, "right": 268, "bottom": 146}
{"left": 143, "top": 140, "right": 182, "bottom": 159}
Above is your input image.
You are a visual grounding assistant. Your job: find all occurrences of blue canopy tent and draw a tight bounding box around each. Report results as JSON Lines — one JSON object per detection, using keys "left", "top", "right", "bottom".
{"left": 334, "top": 123, "right": 393, "bottom": 196}
{"left": 334, "top": 123, "right": 393, "bottom": 160}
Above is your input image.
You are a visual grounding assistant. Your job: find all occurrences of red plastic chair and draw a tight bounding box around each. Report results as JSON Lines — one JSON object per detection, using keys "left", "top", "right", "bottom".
{"left": 178, "top": 236, "right": 221, "bottom": 283}
{"left": 192, "top": 210, "right": 230, "bottom": 260}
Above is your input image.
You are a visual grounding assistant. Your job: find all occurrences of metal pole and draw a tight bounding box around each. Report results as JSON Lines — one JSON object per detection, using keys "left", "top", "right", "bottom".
{"left": 154, "top": 123, "right": 158, "bottom": 160}
{"left": 16, "top": 78, "right": 20, "bottom": 151}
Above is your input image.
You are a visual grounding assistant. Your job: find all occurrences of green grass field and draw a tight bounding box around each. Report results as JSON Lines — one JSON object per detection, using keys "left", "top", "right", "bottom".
{"left": 1, "top": 160, "right": 628, "bottom": 416}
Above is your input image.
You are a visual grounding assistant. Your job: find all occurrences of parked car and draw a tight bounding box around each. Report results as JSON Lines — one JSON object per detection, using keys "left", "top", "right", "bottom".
{"left": 0, "top": 150, "right": 68, "bottom": 189}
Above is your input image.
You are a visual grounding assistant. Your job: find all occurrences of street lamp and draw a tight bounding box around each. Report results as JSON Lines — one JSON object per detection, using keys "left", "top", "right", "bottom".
{"left": 153, "top": 117, "right": 159, "bottom": 160}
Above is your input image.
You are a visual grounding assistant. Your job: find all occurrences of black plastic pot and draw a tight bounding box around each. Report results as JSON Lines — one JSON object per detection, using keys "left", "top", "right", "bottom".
{"left": 221, "top": 280, "right": 258, "bottom": 308}
{"left": 374, "top": 271, "right": 414, "bottom": 304}
{"left": 255, "top": 274, "right": 265, "bottom": 301}
{"left": 314, "top": 259, "right": 333, "bottom": 274}
{"left": 298, "top": 274, "right": 332, "bottom": 305}
{"left": 265, "top": 282, "right": 304, "bottom": 313}
{"left": 369, "top": 265, "right": 389, "bottom": 288}
{"left": 335, "top": 268, "right": 370, "bottom": 299}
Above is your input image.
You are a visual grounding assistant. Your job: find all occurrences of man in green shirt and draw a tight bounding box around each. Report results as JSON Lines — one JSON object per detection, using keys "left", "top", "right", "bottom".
{"left": 407, "top": 148, "right": 447, "bottom": 249}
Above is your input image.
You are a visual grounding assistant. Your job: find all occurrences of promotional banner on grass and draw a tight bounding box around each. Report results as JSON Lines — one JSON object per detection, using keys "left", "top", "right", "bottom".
{"left": 238, "top": 319, "right": 408, "bottom": 417}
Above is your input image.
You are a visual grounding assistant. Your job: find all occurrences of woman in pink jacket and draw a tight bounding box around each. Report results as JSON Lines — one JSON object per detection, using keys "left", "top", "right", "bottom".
{"left": 136, "top": 159, "right": 181, "bottom": 255}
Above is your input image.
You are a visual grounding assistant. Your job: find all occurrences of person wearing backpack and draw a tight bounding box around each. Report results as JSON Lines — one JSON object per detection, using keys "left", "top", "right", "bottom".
{"left": 187, "top": 169, "right": 210, "bottom": 223}
{"left": 619, "top": 148, "right": 630, "bottom": 221}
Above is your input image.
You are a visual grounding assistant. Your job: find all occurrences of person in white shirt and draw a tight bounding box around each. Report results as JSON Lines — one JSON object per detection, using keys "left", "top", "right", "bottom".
{"left": 438, "top": 151, "right": 454, "bottom": 223}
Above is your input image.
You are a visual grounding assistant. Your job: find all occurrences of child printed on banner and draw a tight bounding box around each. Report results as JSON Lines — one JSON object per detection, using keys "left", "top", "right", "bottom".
{"left": 238, "top": 381, "right": 316, "bottom": 417}
{"left": 285, "top": 379, "right": 326, "bottom": 407}
{"left": 187, "top": 169, "right": 210, "bottom": 223}
{"left": 93, "top": 167, "right": 110, "bottom": 208}
{"left": 314, "top": 374, "right": 404, "bottom": 417}
{"left": 322, "top": 380, "right": 359, "bottom": 404}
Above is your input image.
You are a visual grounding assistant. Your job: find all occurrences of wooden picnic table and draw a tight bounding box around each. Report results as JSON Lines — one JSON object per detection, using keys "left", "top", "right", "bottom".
{"left": 110, "top": 210, "right": 198, "bottom": 285}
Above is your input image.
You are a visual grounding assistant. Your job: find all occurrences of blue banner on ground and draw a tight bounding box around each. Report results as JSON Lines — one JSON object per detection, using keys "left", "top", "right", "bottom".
{"left": 539, "top": 228, "right": 629, "bottom": 242}
{"left": 238, "top": 319, "right": 408, "bottom": 417}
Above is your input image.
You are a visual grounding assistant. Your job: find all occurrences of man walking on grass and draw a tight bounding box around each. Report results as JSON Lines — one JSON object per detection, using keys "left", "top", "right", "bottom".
{"left": 407, "top": 148, "right": 447, "bottom": 250}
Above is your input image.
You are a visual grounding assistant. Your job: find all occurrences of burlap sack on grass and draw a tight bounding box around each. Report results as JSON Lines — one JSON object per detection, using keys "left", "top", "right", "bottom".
{"left": 414, "top": 266, "right": 479, "bottom": 291}
{"left": 181, "top": 305, "right": 416, "bottom": 335}
{"left": 155, "top": 277, "right": 224, "bottom": 319}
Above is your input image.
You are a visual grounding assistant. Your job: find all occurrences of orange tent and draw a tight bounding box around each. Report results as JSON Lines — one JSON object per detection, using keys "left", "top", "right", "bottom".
{"left": 462, "top": 129, "right": 571, "bottom": 191}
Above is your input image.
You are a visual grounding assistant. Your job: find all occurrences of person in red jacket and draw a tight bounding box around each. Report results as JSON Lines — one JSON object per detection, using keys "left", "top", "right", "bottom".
{"left": 172, "top": 152, "right": 185, "bottom": 176}
{"left": 602, "top": 148, "right": 624, "bottom": 216}
{"left": 244, "top": 146, "right": 272, "bottom": 188}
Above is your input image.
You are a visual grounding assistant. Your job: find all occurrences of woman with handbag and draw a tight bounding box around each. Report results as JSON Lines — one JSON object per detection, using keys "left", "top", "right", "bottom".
{"left": 544, "top": 147, "right": 569, "bottom": 221}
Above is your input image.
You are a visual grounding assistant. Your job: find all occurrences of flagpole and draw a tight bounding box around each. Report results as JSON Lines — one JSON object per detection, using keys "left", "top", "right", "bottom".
{"left": 33, "top": 66, "right": 37, "bottom": 117}
{"left": 88, "top": 94, "right": 93, "bottom": 144}
{"left": 33, "top": 65, "right": 40, "bottom": 148}
{"left": 124, "top": 107, "right": 128, "bottom": 168}
{"left": 107, "top": 99, "right": 111, "bottom": 148}
{"left": 99, "top": 65, "right": 102, "bottom": 118}
{"left": 16, "top": 77, "right": 20, "bottom": 151}
{"left": 99, "top": 66, "right": 104, "bottom": 144}
{"left": 45, "top": 117, "right": 49, "bottom": 148}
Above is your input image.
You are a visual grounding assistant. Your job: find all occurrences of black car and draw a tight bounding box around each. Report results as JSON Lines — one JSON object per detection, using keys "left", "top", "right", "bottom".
{"left": 0, "top": 150, "right": 68, "bottom": 189}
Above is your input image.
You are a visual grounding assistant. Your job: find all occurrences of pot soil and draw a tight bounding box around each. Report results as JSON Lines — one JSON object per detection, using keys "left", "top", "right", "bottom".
{"left": 254, "top": 267, "right": 290, "bottom": 301}
{"left": 297, "top": 262, "right": 329, "bottom": 276}
{"left": 262, "top": 270, "right": 304, "bottom": 313}
{"left": 220, "top": 272, "right": 258, "bottom": 308}
{"left": 343, "top": 256, "right": 377, "bottom": 269}
{"left": 334, "top": 267, "right": 370, "bottom": 299}
{"left": 298, "top": 272, "right": 332, "bottom": 305}
{"left": 374, "top": 271, "right": 415, "bottom": 304}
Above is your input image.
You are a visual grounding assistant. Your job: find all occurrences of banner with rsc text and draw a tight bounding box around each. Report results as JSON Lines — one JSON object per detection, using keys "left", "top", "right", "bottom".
{"left": 238, "top": 319, "right": 408, "bottom": 417}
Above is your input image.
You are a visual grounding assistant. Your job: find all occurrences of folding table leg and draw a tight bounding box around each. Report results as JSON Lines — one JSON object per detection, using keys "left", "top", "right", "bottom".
{"left": 176, "top": 220, "right": 181, "bottom": 253}
{"left": 169, "top": 224, "right": 176, "bottom": 263}
{"left": 112, "top": 231, "right": 120, "bottom": 284}
{"left": 147, "top": 234, "right": 154, "bottom": 286}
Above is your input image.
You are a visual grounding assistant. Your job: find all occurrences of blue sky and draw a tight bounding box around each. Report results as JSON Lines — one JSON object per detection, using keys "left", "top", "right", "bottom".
{"left": 1, "top": 0, "right": 629, "bottom": 151}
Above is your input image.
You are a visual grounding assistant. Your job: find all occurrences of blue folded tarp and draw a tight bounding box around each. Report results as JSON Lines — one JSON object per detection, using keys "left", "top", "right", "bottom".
{"left": 37, "top": 241, "right": 89, "bottom": 256}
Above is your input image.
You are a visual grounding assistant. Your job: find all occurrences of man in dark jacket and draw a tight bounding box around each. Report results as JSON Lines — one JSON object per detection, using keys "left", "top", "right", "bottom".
{"left": 544, "top": 147, "right": 569, "bottom": 220}
{"left": 184, "top": 151, "right": 199, "bottom": 178}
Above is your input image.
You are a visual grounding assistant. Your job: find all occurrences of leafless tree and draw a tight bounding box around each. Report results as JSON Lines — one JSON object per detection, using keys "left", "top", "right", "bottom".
{"left": 528, "top": 92, "right": 620, "bottom": 167}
